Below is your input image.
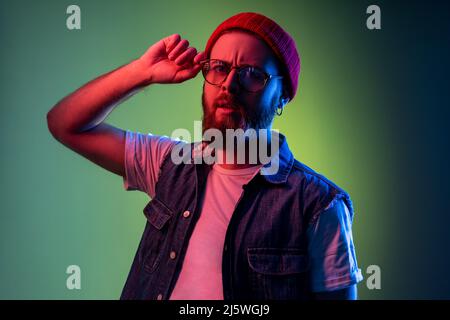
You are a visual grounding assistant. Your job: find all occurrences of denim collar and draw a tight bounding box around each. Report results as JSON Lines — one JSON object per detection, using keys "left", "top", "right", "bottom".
{"left": 259, "top": 132, "right": 294, "bottom": 184}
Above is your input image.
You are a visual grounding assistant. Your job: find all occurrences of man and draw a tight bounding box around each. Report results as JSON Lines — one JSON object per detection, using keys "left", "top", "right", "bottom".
{"left": 47, "top": 12, "right": 363, "bottom": 300}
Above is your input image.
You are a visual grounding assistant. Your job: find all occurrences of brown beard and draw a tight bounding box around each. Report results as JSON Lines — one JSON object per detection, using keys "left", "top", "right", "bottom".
{"left": 201, "top": 89, "right": 277, "bottom": 135}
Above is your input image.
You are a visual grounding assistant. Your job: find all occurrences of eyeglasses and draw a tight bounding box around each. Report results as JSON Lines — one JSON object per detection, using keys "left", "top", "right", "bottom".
{"left": 201, "top": 59, "right": 283, "bottom": 93}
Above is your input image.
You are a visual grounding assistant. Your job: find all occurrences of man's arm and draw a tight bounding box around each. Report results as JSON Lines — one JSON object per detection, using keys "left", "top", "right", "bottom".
{"left": 47, "top": 34, "right": 205, "bottom": 177}
{"left": 307, "top": 199, "right": 363, "bottom": 299}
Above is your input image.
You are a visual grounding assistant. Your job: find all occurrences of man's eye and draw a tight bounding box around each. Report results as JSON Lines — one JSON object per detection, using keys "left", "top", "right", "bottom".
{"left": 245, "top": 67, "right": 265, "bottom": 80}
{"left": 212, "top": 65, "right": 227, "bottom": 73}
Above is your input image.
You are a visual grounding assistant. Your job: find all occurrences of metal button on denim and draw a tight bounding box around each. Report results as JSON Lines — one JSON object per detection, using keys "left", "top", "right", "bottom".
{"left": 170, "top": 251, "right": 177, "bottom": 259}
{"left": 183, "top": 210, "right": 190, "bottom": 218}
{"left": 157, "top": 294, "right": 163, "bottom": 300}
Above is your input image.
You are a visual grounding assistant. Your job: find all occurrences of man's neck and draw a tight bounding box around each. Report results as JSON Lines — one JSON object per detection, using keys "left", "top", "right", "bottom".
{"left": 214, "top": 141, "right": 268, "bottom": 170}
{"left": 202, "top": 127, "right": 275, "bottom": 170}
{"left": 216, "top": 162, "right": 261, "bottom": 170}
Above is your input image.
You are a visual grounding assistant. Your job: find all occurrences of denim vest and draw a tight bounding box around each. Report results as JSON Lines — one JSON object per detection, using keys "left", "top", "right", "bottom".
{"left": 120, "top": 133, "right": 354, "bottom": 300}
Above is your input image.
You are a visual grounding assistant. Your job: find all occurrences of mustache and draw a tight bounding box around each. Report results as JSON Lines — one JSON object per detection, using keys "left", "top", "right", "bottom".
{"left": 214, "top": 94, "right": 241, "bottom": 110}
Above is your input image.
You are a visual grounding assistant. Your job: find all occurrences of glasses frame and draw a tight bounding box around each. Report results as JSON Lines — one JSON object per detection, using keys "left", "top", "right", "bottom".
{"left": 200, "top": 59, "right": 283, "bottom": 93}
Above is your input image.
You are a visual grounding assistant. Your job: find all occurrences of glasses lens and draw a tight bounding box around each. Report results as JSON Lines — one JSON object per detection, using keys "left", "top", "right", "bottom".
{"left": 239, "top": 67, "right": 267, "bottom": 92}
{"left": 203, "top": 60, "right": 229, "bottom": 85}
{"left": 202, "top": 60, "right": 269, "bottom": 92}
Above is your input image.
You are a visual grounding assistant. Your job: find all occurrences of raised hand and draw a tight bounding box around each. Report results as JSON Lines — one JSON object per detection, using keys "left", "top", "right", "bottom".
{"left": 138, "top": 34, "right": 207, "bottom": 84}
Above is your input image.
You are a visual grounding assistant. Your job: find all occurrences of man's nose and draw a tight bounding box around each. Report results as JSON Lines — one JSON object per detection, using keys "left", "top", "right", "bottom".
{"left": 221, "top": 69, "right": 240, "bottom": 94}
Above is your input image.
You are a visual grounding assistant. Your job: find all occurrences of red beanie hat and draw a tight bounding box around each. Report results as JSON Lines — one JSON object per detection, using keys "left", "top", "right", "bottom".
{"left": 205, "top": 12, "right": 300, "bottom": 100}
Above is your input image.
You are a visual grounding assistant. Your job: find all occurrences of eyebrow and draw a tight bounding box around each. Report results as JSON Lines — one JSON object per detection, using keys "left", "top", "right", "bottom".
{"left": 210, "top": 59, "right": 266, "bottom": 71}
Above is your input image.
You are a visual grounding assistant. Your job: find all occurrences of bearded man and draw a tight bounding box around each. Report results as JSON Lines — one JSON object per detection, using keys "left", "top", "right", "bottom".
{"left": 47, "top": 12, "right": 363, "bottom": 300}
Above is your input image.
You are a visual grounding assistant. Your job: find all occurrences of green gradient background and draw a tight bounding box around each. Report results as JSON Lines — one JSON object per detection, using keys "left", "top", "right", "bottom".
{"left": 1, "top": 0, "right": 449, "bottom": 299}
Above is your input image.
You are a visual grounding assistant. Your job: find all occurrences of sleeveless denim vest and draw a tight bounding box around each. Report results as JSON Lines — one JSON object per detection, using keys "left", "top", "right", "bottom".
{"left": 120, "top": 133, "right": 354, "bottom": 300}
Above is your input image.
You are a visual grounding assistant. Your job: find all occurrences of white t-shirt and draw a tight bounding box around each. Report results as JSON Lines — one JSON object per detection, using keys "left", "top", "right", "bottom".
{"left": 123, "top": 131, "right": 363, "bottom": 298}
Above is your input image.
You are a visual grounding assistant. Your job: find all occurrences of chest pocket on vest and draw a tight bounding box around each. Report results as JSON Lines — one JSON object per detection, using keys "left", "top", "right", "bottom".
{"left": 247, "top": 248, "right": 310, "bottom": 300}
{"left": 139, "top": 198, "right": 173, "bottom": 274}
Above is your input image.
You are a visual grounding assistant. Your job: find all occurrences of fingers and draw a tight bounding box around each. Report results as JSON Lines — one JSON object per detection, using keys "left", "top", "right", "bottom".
{"left": 194, "top": 51, "right": 207, "bottom": 64}
{"left": 168, "top": 39, "right": 189, "bottom": 60}
{"left": 175, "top": 47, "right": 197, "bottom": 66}
{"left": 163, "top": 35, "right": 204, "bottom": 76}
{"left": 175, "top": 63, "right": 203, "bottom": 82}
{"left": 163, "top": 34, "right": 181, "bottom": 53}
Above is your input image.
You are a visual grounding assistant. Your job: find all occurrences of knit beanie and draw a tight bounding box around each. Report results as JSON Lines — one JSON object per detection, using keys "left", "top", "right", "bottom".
{"left": 204, "top": 12, "right": 300, "bottom": 100}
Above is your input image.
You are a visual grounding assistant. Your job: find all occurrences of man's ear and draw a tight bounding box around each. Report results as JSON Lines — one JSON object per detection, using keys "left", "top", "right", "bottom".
{"left": 281, "top": 97, "right": 290, "bottom": 107}
{"left": 280, "top": 87, "right": 290, "bottom": 107}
